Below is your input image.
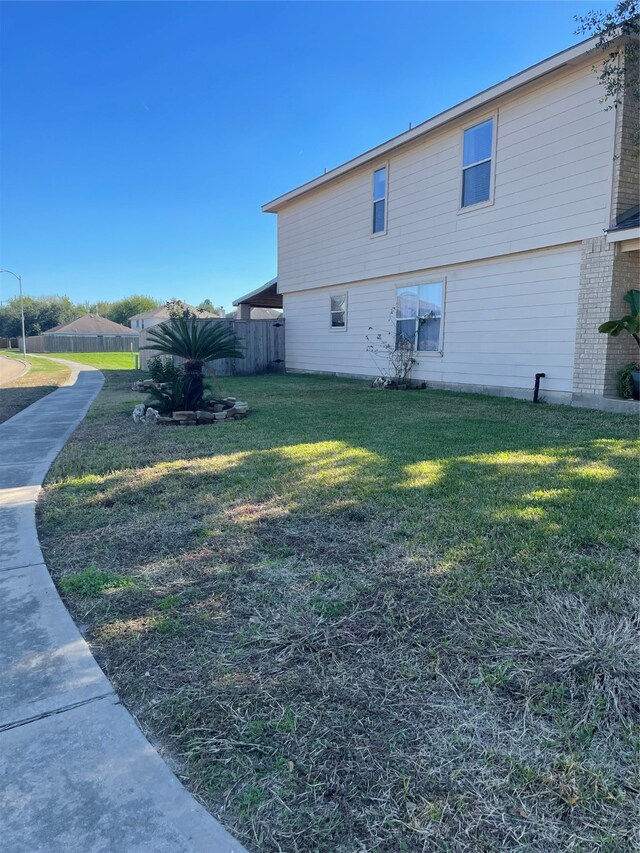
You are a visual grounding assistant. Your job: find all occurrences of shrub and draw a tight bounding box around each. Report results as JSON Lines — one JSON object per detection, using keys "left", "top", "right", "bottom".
{"left": 145, "top": 376, "right": 187, "bottom": 414}
{"left": 617, "top": 361, "right": 639, "bottom": 399}
{"left": 142, "top": 318, "right": 244, "bottom": 410}
{"left": 147, "top": 355, "right": 184, "bottom": 384}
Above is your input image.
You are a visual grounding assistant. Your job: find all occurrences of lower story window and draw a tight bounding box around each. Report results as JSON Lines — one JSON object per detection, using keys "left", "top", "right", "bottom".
{"left": 330, "top": 294, "right": 347, "bottom": 329}
{"left": 396, "top": 282, "right": 444, "bottom": 352}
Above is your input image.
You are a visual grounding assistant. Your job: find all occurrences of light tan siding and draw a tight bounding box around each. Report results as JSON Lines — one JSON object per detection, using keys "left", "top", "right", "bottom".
{"left": 284, "top": 246, "right": 581, "bottom": 399}
{"left": 277, "top": 58, "right": 613, "bottom": 295}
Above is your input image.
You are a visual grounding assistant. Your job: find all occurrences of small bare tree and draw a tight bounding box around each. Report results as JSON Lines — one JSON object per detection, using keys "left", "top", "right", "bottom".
{"left": 366, "top": 308, "right": 417, "bottom": 385}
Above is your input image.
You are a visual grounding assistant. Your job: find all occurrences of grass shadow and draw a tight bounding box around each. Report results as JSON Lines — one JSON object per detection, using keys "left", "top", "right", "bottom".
{"left": 38, "top": 371, "right": 640, "bottom": 851}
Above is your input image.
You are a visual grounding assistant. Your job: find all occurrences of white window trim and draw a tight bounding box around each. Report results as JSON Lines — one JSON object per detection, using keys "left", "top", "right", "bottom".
{"left": 329, "top": 292, "right": 348, "bottom": 332}
{"left": 457, "top": 112, "right": 497, "bottom": 214}
{"left": 395, "top": 278, "right": 446, "bottom": 355}
{"left": 371, "top": 162, "right": 389, "bottom": 237}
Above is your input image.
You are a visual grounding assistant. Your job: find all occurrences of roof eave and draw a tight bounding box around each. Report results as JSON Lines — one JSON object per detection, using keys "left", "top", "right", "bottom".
{"left": 262, "top": 34, "right": 602, "bottom": 213}
{"left": 607, "top": 225, "right": 640, "bottom": 242}
{"left": 232, "top": 277, "right": 278, "bottom": 307}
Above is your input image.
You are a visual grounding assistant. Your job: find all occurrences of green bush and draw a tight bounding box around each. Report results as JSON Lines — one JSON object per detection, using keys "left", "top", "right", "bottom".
{"left": 142, "top": 317, "right": 243, "bottom": 410}
{"left": 617, "top": 361, "right": 639, "bottom": 399}
{"left": 147, "top": 355, "right": 183, "bottom": 384}
{"left": 145, "top": 376, "right": 187, "bottom": 414}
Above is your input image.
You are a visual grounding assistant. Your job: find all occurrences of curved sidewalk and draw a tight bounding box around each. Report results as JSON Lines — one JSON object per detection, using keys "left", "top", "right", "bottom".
{"left": 0, "top": 354, "right": 29, "bottom": 386}
{"left": 0, "top": 361, "right": 246, "bottom": 853}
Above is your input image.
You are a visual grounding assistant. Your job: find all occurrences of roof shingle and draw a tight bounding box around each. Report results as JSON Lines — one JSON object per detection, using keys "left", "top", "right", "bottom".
{"left": 44, "top": 314, "right": 138, "bottom": 336}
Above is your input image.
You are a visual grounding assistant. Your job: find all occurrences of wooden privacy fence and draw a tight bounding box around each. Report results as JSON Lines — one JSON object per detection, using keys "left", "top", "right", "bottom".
{"left": 20, "top": 334, "right": 139, "bottom": 353}
{"left": 139, "top": 318, "right": 285, "bottom": 376}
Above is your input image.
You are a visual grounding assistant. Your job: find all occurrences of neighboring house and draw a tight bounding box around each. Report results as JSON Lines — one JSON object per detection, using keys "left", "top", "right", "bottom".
{"left": 226, "top": 307, "right": 282, "bottom": 320}
{"left": 44, "top": 314, "right": 138, "bottom": 339}
{"left": 262, "top": 36, "right": 639, "bottom": 407}
{"left": 129, "top": 304, "right": 220, "bottom": 330}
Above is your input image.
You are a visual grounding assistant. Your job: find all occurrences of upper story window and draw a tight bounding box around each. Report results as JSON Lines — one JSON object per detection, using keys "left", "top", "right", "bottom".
{"left": 372, "top": 166, "right": 387, "bottom": 233}
{"left": 396, "top": 282, "right": 444, "bottom": 352}
{"left": 461, "top": 118, "right": 494, "bottom": 208}
{"left": 330, "top": 293, "right": 347, "bottom": 330}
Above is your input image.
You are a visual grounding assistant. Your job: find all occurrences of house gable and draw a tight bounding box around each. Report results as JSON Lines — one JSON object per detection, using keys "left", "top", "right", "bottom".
{"left": 273, "top": 52, "right": 616, "bottom": 295}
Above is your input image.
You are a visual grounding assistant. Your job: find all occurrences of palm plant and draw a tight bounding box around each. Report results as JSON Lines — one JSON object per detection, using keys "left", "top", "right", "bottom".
{"left": 142, "top": 317, "right": 244, "bottom": 409}
{"left": 599, "top": 289, "right": 640, "bottom": 400}
{"left": 144, "top": 375, "right": 186, "bottom": 414}
{"left": 598, "top": 289, "right": 640, "bottom": 346}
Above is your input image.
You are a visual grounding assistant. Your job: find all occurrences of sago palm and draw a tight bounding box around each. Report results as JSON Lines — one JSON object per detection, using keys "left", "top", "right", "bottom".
{"left": 142, "top": 317, "right": 244, "bottom": 408}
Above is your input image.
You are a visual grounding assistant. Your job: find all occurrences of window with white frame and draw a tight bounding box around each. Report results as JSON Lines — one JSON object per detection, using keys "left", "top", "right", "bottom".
{"left": 372, "top": 166, "right": 387, "bottom": 233}
{"left": 461, "top": 118, "right": 494, "bottom": 208}
{"left": 330, "top": 293, "right": 347, "bottom": 329}
{"left": 396, "top": 282, "right": 444, "bottom": 352}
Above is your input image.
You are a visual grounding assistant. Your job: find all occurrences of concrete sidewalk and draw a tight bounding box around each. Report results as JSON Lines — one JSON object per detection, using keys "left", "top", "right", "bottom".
{"left": 0, "top": 360, "right": 246, "bottom": 853}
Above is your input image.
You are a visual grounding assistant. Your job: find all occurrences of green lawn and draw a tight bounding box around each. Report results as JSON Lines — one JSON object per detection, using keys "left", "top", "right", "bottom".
{"left": 0, "top": 349, "right": 138, "bottom": 370}
{"left": 39, "top": 373, "right": 639, "bottom": 851}
{"left": 0, "top": 352, "right": 70, "bottom": 424}
{"left": 33, "top": 351, "right": 138, "bottom": 370}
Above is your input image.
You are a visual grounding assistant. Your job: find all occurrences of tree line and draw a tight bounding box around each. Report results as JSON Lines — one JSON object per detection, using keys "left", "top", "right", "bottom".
{"left": 0, "top": 295, "right": 224, "bottom": 338}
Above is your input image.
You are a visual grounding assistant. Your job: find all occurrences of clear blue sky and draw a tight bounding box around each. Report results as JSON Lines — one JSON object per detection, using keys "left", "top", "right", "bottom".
{"left": 0, "top": 1, "right": 614, "bottom": 310}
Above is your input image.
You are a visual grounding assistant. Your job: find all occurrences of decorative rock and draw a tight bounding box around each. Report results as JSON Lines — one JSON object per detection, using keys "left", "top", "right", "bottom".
{"left": 213, "top": 412, "right": 227, "bottom": 420}
{"left": 144, "top": 407, "right": 160, "bottom": 424}
{"left": 172, "top": 411, "right": 196, "bottom": 421}
{"left": 157, "top": 416, "right": 179, "bottom": 426}
{"left": 132, "top": 404, "right": 146, "bottom": 423}
{"left": 212, "top": 404, "right": 224, "bottom": 412}
{"left": 196, "top": 411, "right": 217, "bottom": 423}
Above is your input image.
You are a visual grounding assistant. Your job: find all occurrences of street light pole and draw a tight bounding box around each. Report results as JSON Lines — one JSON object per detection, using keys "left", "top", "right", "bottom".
{"left": 0, "top": 269, "right": 27, "bottom": 358}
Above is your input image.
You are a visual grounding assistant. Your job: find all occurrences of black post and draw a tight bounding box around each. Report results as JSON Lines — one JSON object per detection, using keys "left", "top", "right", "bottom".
{"left": 533, "top": 373, "right": 546, "bottom": 403}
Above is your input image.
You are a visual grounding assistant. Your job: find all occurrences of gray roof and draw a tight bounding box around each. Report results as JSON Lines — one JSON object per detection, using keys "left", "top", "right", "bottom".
{"left": 610, "top": 205, "right": 640, "bottom": 233}
{"left": 226, "top": 307, "right": 281, "bottom": 320}
{"left": 129, "top": 303, "right": 220, "bottom": 321}
{"left": 44, "top": 315, "right": 138, "bottom": 336}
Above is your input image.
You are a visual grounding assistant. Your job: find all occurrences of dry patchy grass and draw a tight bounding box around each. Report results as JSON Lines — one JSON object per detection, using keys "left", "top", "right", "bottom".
{"left": 40, "top": 372, "right": 639, "bottom": 851}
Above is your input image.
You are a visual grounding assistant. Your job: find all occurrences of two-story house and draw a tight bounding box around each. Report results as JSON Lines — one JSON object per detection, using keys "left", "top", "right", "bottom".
{"left": 129, "top": 303, "right": 220, "bottom": 331}
{"left": 262, "top": 36, "right": 639, "bottom": 407}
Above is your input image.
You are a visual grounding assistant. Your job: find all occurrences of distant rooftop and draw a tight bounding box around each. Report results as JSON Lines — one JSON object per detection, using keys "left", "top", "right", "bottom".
{"left": 44, "top": 314, "right": 137, "bottom": 336}
{"left": 226, "top": 307, "right": 281, "bottom": 320}
{"left": 129, "top": 303, "right": 220, "bottom": 321}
